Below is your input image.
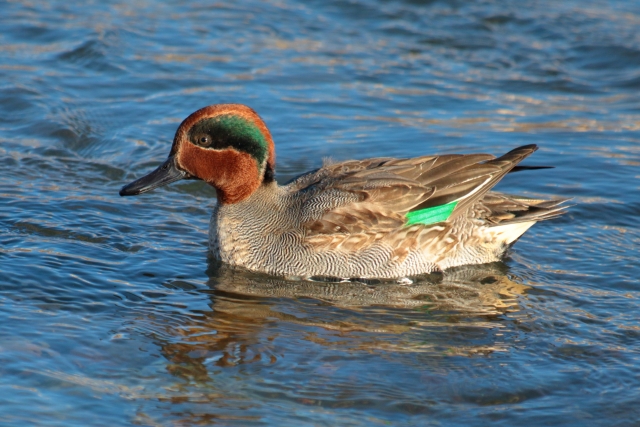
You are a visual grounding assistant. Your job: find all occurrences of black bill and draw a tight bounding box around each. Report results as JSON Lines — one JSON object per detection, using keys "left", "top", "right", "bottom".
{"left": 119, "top": 156, "right": 187, "bottom": 196}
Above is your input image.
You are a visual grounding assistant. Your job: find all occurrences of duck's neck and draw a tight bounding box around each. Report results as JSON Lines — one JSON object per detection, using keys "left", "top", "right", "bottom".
{"left": 263, "top": 163, "right": 275, "bottom": 184}
{"left": 215, "top": 164, "right": 276, "bottom": 205}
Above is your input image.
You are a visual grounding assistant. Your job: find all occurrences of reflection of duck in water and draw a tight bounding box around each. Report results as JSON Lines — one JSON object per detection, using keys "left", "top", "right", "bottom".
{"left": 159, "top": 262, "right": 530, "bottom": 377}
{"left": 121, "top": 104, "right": 568, "bottom": 279}
{"left": 207, "top": 261, "right": 529, "bottom": 313}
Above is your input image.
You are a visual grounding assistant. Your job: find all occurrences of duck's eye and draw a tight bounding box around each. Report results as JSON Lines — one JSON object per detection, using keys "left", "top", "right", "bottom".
{"left": 196, "top": 135, "right": 212, "bottom": 147}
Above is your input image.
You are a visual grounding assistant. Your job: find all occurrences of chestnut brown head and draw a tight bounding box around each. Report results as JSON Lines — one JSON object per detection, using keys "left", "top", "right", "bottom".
{"left": 120, "top": 104, "right": 276, "bottom": 204}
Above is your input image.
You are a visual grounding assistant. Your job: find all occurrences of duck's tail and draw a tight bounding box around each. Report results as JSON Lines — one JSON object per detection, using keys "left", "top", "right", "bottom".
{"left": 482, "top": 194, "right": 571, "bottom": 245}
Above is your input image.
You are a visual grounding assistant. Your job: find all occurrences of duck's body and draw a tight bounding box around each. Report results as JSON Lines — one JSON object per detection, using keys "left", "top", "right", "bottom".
{"left": 120, "top": 104, "right": 567, "bottom": 279}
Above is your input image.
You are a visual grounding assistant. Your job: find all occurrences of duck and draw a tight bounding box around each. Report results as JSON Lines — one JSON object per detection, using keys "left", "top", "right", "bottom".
{"left": 120, "top": 104, "right": 568, "bottom": 279}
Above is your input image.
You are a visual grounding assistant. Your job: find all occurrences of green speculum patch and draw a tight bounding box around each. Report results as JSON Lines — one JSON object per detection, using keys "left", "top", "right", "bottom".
{"left": 406, "top": 201, "right": 458, "bottom": 226}
{"left": 189, "top": 115, "right": 268, "bottom": 166}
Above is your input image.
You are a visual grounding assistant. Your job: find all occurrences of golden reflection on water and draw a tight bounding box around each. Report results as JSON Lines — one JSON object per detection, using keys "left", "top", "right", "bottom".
{"left": 306, "top": 111, "right": 640, "bottom": 133}
{"left": 158, "top": 263, "right": 529, "bottom": 382}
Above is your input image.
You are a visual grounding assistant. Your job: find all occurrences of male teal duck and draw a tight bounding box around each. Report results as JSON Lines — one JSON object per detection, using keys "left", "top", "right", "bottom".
{"left": 120, "top": 104, "right": 568, "bottom": 279}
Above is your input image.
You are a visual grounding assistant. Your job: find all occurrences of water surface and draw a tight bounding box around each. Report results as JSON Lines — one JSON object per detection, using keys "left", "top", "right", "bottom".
{"left": 1, "top": 0, "right": 640, "bottom": 425}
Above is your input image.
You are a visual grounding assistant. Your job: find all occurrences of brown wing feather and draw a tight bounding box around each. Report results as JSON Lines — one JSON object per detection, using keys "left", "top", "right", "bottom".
{"left": 294, "top": 156, "right": 440, "bottom": 236}
{"left": 405, "top": 145, "right": 539, "bottom": 219}
{"left": 293, "top": 144, "right": 548, "bottom": 250}
{"left": 448, "top": 145, "right": 539, "bottom": 219}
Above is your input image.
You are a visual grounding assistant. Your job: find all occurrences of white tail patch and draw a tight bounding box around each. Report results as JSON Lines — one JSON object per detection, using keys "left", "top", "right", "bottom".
{"left": 488, "top": 221, "right": 536, "bottom": 245}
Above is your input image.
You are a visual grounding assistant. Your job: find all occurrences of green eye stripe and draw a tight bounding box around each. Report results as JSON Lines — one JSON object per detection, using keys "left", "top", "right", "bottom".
{"left": 189, "top": 115, "right": 268, "bottom": 166}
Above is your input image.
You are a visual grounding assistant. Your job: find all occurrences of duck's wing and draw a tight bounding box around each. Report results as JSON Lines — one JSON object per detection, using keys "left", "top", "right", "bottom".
{"left": 289, "top": 144, "right": 567, "bottom": 256}
{"left": 291, "top": 156, "right": 442, "bottom": 235}
{"left": 407, "top": 144, "right": 542, "bottom": 223}
{"left": 295, "top": 145, "right": 542, "bottom": 235}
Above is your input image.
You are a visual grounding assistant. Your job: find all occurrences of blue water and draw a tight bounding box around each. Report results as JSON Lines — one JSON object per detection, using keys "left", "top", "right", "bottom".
{"left": 2, "top": 0, "right": 640, "bottom": 425}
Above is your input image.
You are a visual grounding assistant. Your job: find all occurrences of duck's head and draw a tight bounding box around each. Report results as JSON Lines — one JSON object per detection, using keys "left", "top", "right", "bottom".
{"left": 119, "top": 104, "right": 275, "bottom": 204}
